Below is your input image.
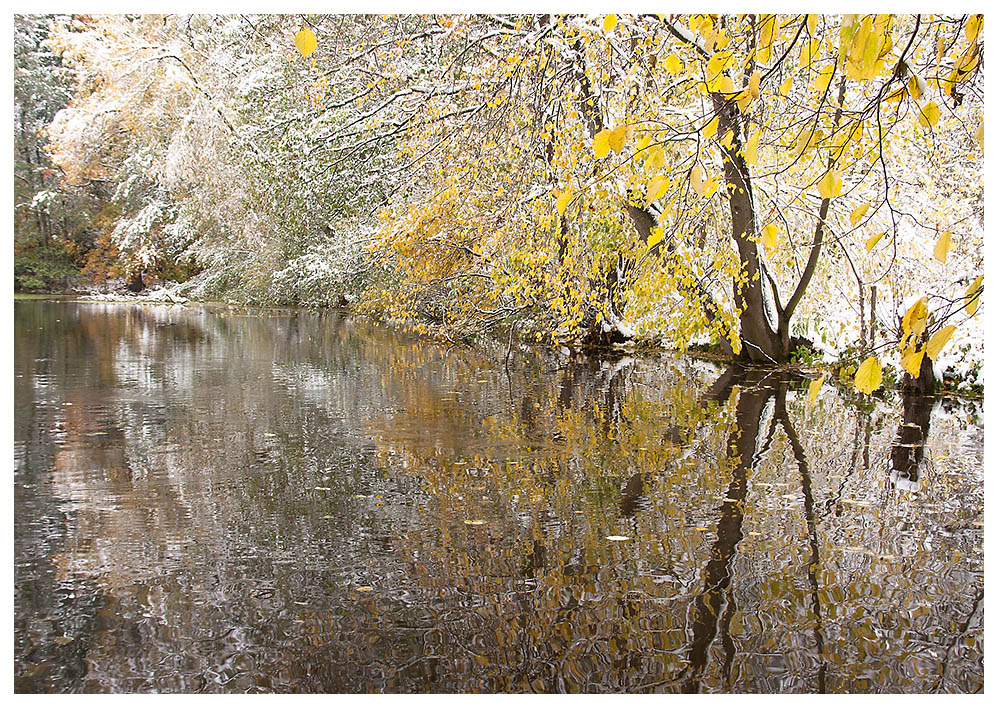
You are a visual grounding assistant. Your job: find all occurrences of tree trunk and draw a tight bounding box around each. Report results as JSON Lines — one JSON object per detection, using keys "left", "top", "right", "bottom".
{"left": 126, "top": 271, "right": 146, "bottom": 293}
{"left": 712, "top": 96, "right": 785, "bottom": 363}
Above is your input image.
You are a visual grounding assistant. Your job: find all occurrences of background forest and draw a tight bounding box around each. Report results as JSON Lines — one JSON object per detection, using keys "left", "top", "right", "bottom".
{"left": 13, "top": 13, "right": 984, "bottom": 391}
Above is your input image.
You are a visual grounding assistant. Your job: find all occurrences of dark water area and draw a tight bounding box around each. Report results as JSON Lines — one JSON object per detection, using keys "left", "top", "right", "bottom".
{"left": 13, "top": 299, "right": 984, "bottom": 693}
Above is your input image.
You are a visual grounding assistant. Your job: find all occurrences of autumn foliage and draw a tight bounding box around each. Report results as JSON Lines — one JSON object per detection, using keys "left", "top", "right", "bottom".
{"left": 38, "top": 13, "right": 984, "bottom": 392}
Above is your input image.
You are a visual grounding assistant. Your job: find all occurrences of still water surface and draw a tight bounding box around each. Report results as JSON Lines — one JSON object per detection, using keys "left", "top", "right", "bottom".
{"left": 14, "top": 300, "right": 983, "bottom": 692}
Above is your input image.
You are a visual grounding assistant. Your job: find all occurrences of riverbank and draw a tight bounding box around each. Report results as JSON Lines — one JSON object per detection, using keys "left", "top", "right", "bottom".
{"left": 15, "top": 291, "right": 984, "bottom": 400}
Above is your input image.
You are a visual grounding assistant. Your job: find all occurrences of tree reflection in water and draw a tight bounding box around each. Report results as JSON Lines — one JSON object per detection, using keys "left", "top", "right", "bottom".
{"left": 14, "top": 301, "right": 984, "bottom": 693}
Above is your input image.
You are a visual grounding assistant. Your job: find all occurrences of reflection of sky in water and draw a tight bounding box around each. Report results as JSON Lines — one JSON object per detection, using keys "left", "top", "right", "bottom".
{"left": 13, "top": 300, "right": 984, "bottom": 693}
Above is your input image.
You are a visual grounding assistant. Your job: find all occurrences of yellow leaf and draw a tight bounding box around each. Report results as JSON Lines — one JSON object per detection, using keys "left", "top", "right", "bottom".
{"left": 817, "top": 169, "right": 842, "bottom": 199}
{"left": 850, "top": 203, "right": 870, "bottom": 227}
{"left": 648, "top": 227, "right": 664, "bottom": 248}
{"left": 865, "top": 231, "right": 885, "bottom": 252}
{"left": 854, "top": 356, "right": 883, "bottom": 395}
{"left": 884, "top": 86, "right": 907, "bottom": 102}
{"left": 644, "top": 146, "right": 665, "bottom": 171}
{"left": 975, "top": 118, "right": 984, "bottom": 150}
{"left": 965, "top": 14, "right": 983, "bottom": 43}
{"left": 917, "top": 101, "right": 940, "bottom": 130}
{"left": 717, "top": 75, "right": 734, "bottom": 94}
{"left": 635, "top": 134, "right": 651, "bottom": 152}
{"left": 555, "top": 188, "right": 572, "bottom": 216}
{"left": 907, "top": 75, "right": 922, "bottom": 101}
{"left": 720, "top": 129, "right": 734, "bottom": 150}
{"left": 808, "top": 375, "right": 826, "bottom": 404}
{"left": 902, "top": 296, "right": 929, "bottom": 339}
{"left": 926, "top": 325, "right": 956, "bottom": 360}
{"left": 749, "top": 70, "right": 761, "bottom": 99}
{"left": 664, "top": 54, "right": 681, "bottom": 74}
{"left": 645, "top": 174, "right": 670, "bottom": 204}
{"left": 965, "top": 275, "right": 983, "bottom": 315}
{"left": 762, "top": 223, "right": 779, "bottom": 250}
{"left": 608, "top": 125, "right": 628, "bottom": 153}
{"left": 703, "top": 116, "right": 719, "bottom": 140}
{"left": 707, "top": 50, "right": 733, "bottom": 78}
{"left": 757, "top": 14, "right": 776, "bottom": 64}
{"left": 593, "top": 129, "right": 611, "bottom": 158}
{"left": 813, "top": 64, "right": 835, "bottom": 94}
{"left": 800, "top": 38, "right": 817, "bottom": 67}
{"left": 744, "top": 130, "right": 760, "bottom": 165}
{"left": 933, "top": 230, "right": 952, "bottom": 263}
{"left": 690, "top": 165, "right": 706, "bottom": 197}
{"left": 295, "top": 27, "right": 318, "bottom": 57}
{"left": 603, "top": 14, "right": 618, "bottom": 32}
{"left": 901, "top": 348, "right": 925, "bottom": 377}
{"left": 464, "top": 519, "right": 486, "bottom": 525}
{"left": 779, "top": 75, "right": 793, "bottom": 97}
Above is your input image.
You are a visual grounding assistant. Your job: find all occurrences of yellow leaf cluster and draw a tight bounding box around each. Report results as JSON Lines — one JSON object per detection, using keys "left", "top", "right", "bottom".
{"left": 841, "top": 15, "right": 892, "bottom": 81}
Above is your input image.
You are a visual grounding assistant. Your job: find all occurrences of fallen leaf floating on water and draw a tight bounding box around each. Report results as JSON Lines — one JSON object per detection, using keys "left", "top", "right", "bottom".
{"left": 606, "top": 535, "right": 630, "bottom": 541}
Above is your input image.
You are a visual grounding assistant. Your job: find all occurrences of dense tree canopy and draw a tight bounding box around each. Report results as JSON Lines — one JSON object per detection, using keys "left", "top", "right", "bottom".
{"left": 27, "top": 13, "right": 985, "bottom": 392}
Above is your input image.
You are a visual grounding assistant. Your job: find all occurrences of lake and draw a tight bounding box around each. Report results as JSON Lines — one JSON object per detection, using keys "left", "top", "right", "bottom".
{"left": 13, "top": 299, "right": 984, "bottom": 693}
